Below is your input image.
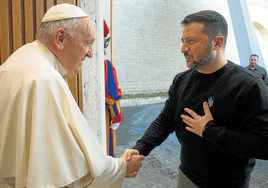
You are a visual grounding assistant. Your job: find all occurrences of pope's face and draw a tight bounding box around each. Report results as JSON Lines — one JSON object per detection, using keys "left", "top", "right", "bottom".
{"left": 62, "top": 17, "right": 96, "bottom": 75}
{"left": 181, "top": 22, "right": 213, "bottom": 71}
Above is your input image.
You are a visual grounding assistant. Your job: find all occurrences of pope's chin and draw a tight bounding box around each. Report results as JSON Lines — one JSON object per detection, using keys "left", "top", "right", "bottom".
{"left": 74, "top": 64, "right": 82, "bottom": 74}
{"left": 68, "top": 64, "right": 82, "bottom": 76}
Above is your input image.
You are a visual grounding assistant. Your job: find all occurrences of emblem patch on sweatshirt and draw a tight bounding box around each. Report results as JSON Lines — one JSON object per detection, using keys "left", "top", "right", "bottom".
{"left": 207, "top": 96, "right": 215, "bottom": 108}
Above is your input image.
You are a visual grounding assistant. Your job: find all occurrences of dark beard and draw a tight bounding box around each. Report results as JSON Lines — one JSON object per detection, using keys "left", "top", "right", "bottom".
{"left": 190, "top": 52, "right": 212, "bottom": 70}
{"left": 190, "top": 43, "right": 213, "bottom": 70}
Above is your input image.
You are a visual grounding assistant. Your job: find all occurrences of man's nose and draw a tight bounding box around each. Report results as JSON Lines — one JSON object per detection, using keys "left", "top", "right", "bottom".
{"left": 181, "top": 43, "right": 189, "bottom": 53}
{"left": 86, "top": 48, "right": 93, "bottom": 58}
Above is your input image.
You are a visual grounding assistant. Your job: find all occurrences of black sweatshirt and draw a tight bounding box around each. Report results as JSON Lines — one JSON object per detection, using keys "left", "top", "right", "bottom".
{"left": 133, "top": 61, "right": 268, "bottom": 188}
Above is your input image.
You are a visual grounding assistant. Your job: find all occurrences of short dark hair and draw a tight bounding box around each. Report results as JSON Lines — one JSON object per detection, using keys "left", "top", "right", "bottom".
{"left": 250, "top": 54, "right": 259, "bottom": 59}
{"left": 181, "top": 10, "right": 228, "bottom": 48}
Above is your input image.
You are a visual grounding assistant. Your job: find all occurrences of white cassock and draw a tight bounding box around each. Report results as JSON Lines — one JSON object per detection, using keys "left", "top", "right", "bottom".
{"left": 0, "top": 40, "right": 126, "bottom": 188}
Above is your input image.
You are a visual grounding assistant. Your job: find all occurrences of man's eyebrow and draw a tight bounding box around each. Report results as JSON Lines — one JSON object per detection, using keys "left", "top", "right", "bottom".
{"left": 181, "top": 37, "right": 196, "bottom": 41}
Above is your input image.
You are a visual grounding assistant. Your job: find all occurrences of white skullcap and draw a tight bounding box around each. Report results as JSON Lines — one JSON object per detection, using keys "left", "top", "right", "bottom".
{"left": 41, "top": 3, "right": 88, "bottom": 23}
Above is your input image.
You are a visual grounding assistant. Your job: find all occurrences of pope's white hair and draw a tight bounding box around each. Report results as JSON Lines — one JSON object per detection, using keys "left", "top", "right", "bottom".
{"left": 36, "top": 18, "right": 83, "bottom": 41}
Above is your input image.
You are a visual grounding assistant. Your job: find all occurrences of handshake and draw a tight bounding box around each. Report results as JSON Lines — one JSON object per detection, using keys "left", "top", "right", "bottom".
{"left": 120, "top": 149, "right": 145, "bottom": 178}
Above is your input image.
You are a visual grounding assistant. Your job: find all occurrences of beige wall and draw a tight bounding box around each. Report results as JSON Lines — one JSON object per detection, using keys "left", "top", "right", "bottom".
{"left": 104, "top": 0, "right": 240, "bottom": 95}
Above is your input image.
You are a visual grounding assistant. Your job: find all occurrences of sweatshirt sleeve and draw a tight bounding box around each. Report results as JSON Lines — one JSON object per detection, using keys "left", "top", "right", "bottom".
{"left": 133, "top": 74, "right": 182, "bottom": 156}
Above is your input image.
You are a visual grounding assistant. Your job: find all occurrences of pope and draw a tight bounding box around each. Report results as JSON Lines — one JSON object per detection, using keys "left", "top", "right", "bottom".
{"left": 0, "top": 3, "right": 144, "bottom": 188}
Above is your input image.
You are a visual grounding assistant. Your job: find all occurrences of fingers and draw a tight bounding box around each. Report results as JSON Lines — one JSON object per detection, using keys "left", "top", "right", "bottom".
{"left": 183, "top": 107, "right": 198, "bottom": 119}
{"left": 137, "top": 155, "right": 145, "bottom": 161}
{"left": 185, "top": 125, "right": 201, "bottom": 136}
{"left": 121, "top": 148, "right": 140, "bottom": 161}
{"left": 129, "top": 149, "right": 140, "bottom": 155}
{"left": 125, "top": 154, "right": 145, "bottom": 176}
{"left": 180, "top": 101, "right": 213, "bottom": 122}
{"left": 125, "top": 171, "right": 137, "bottom": 178}
{"left": 180, "top": 101, "right": 214, "bottom": 137}
{"left": 203, "top": 102, "right": 210, "bottom": 115}
{"left": 120, "top": 148, "right": 144, "bottom": 178}
{"left": 181, "top": 114, "right": 195, "bottom": 127}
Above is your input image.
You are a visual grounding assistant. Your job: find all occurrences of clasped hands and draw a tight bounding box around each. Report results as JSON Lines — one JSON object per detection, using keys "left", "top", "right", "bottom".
{"left": 120, "top": 148, "right": 144, "bottom": 178}
{"left": 180, "top": 101, "right": 214, "bottom": 137}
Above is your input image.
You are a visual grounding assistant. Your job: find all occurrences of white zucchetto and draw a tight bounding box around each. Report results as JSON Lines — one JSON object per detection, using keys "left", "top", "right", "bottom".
{"left": 41, "top": 3, "right": 88, "bottom": 23}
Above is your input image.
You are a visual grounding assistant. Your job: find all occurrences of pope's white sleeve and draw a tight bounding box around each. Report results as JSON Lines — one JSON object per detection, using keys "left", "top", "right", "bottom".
{"left": 89, "top": 157, "right": 126, "bottom": 187}
{"left": 67, "top": 157, "right": 126, "bottom": 188}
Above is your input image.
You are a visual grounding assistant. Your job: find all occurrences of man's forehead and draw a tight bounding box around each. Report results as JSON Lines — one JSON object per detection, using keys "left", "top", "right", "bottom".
{"left": 181, "top": 24, "right": 207, "bottom": 39}
{"left": 182, "top": 22, "right": 205, "bottom": 34}
{"left": 250, "top": 56, "right": 258, "bottom": 59}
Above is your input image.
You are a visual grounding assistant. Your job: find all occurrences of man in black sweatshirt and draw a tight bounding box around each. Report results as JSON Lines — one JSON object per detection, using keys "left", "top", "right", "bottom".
{"left": 126, "top": 10, "right": 268, "bottom": 188}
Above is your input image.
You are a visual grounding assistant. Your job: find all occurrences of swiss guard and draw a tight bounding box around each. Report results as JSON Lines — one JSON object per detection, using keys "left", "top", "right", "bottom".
{"left": 104, "top": 19, "right": 123, "bottom": 157}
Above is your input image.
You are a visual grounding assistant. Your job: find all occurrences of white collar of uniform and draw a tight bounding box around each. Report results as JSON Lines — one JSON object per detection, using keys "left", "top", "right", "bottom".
{"left": 34, "top": 40, "right": 68, "bottom": 78}
{"left": 55, "top": 58, "right": 68, "bottom": 78}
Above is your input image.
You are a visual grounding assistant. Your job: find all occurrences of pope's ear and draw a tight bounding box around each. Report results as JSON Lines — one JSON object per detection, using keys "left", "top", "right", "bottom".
{"left": 54, "top": 28, "right": 66, "bottom": 50}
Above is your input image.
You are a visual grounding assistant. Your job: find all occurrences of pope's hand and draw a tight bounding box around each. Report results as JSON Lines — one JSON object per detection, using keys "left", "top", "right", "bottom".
{"left": 121, "top": 149, "right": 144, "bottom": 178}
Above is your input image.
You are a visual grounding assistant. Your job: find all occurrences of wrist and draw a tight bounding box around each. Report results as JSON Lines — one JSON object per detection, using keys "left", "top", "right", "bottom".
{"left": 202, "top": 120, "right": 214, "bottom": 137}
